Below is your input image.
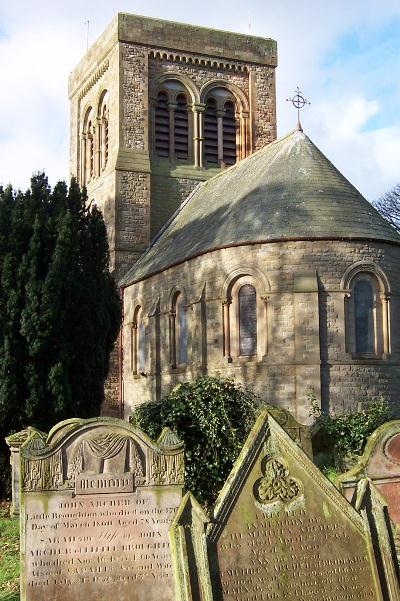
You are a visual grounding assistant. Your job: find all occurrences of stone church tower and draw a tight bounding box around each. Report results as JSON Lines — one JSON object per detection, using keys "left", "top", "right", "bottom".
{"left": 69, "top": 13, "right": 277, "bottom": 278}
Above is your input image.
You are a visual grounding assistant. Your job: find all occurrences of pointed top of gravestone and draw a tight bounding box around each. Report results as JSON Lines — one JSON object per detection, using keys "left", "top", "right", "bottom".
{"left": 171, "top": 492, "right": 210, "bottom": 528}
{"left": 353, "top": 477, "right": 389, "bottom": 512}
{"left": 171, "top": 407, "right": 393, "bottom": 601}
{"left": 157, "top": 427, "right": 184, "bottom": 449}
{"left": 210, "top": 408, "right": 366, "bottom": 540}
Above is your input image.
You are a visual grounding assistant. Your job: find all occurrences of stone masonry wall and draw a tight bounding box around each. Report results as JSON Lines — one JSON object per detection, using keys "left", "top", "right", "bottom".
{"left": 122, "top": 240, "right": 400, "bottom": 424}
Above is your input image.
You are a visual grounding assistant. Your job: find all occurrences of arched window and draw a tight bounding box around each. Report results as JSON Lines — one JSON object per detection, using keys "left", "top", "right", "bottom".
{"left": 170, "top": 292, "right": 187, "bottom": 368}
{"left": 354, "top": 280, "right": 375, "bottom": 354}
{"left": 204, "top": 98, "right": 218, "bottom": 164}
{"left": 222, "top": 274, "right": 268, "bottom": 361}
{"left": 154, "top": 82, "right": 192, "bottom": 161}
{"left": 174, "top": 93, "right": 189, "bottom": 160}
{"left": 132, "top": 307, "right": 146, "bottom": 374}
{"left": 203, "top": 88, "right": 238, "bottom": 167}
{"left": 343, "top": 268, "right": 390, "bottom": 358}
{"left": 155, "top": 91, "right": 170, "bottom": 158}
{"left": 98, "top": 92, "right": 109, "bottom": 173}
{"left": 238, "top": 284, "right": 257, "bottom": 356}
{"left": 81, "top": 107, "right": 95, "bottom": 186}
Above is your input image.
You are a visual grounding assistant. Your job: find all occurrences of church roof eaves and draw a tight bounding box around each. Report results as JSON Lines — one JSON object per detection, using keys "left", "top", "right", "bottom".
{"left": 120, "top": 129, "right": 400, "bottom": 288}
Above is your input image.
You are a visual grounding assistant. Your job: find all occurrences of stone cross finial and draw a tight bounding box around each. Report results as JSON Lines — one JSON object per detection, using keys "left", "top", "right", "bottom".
{"left": 286, "top": 86, "right": 311, "bottom": 130}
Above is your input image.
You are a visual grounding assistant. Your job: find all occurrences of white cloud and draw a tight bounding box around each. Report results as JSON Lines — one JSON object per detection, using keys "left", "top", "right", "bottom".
{"left": 0, "top": 0, "right": 400, "bottom": 200}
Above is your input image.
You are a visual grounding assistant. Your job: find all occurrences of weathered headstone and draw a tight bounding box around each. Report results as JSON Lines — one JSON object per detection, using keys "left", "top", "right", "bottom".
{"left": 266, "top": 404, "right": 313, "bottom": 458}
{"left": 338, "top": 420, "right": 400, "bottom": 524}
{"left": 171, "top": 409, "right": 400, "bottom": 601}
{"left": 20, "top": 417, "right": 184, "bottom": 601}
{"left": 5, "top": 428, "right": 46, "bottom": 516}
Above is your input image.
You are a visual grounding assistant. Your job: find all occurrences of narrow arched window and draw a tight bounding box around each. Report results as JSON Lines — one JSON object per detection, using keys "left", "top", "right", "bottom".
{"left": 223, "top": 101, "right": 237, "bottom": 166}
{"left": 204, "top": 98, "right": 218, "bottom": 164}
{"left": 170, "top": 292, "right": 187, "bottom": 367}
{"left": 174, "top": 94, "right": 188, "bottom": 160}
{"left": 238, "top": 284, "right": 257, "bottom": 356}
{"left": 177, "top": 294, "right": 188, "bottom": 364}
{"left": 155, "top": 91, "right": 170, "bottom": 157}
{"left": 132, "top": 307, "right": 146, "bottom": 374}
{"left": 354, "top": 280, "right": 375, "bottom": 354}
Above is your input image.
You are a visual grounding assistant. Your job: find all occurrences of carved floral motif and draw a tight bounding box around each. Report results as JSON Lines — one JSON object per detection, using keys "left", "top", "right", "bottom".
{"left": 254, "top": 456, "right": 302, "bottom": 506}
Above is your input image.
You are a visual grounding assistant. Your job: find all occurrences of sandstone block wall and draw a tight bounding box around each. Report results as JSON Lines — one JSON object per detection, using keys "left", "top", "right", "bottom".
{"left": 122, "top": 240, "right": 400, "bottom": 424}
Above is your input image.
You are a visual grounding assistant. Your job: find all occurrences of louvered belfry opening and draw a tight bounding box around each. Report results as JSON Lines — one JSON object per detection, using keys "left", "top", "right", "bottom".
{"left": 204, "top": 98, "right": 218, "bottom": 164}
{"left": 174, "top": 94, "right": 189, "bottom": 160}
{"left": 155, "top": 91, "right": 170, "bottom": 157}
{"left": 223, "top": 101, "right": 237, "bottom": 166}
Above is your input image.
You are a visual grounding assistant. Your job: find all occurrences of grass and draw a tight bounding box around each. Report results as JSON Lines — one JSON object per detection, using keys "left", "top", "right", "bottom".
{"left": 0, "top": 502, "right": 19, "bottom": 601}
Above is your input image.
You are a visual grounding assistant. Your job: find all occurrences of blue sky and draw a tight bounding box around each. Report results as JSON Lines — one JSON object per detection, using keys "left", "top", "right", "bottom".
{"left": 0, "top": 0, "right": 399, "bottom": 200}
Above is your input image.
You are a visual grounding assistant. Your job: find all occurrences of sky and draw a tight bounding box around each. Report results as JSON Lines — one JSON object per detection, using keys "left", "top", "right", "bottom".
{"left": 0, "top": 0, "right": 400, "bottom": 201}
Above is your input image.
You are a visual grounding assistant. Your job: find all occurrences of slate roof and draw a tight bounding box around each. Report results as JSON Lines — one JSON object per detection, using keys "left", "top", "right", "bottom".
{"left": 121, "top": 127, "right": 400, "bottom": 286}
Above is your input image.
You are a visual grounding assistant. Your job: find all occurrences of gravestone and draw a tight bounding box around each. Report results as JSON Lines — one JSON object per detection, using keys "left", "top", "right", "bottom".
{"left": 6, "top": 428, "right": 46, "bottom": 516}
{"left": 338, "top": 420, "right": 400, "bottom": 562}
{"left": 171, "top": 409, "right": 400, "bottom": 601}
{"left": 20, "top": 417, "right": 184, "bottom": 601}
{"left": 338, "top": 420, "right": 400, "bottom": 523}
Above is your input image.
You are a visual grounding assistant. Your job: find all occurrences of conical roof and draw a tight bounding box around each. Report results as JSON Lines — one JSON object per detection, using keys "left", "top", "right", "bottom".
{"left": 121, "top": 128, "right": 400, "bottom": 286}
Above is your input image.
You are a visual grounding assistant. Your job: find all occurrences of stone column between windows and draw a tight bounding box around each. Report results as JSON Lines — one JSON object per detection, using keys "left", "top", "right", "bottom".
{"left": 131, "top": 324, "right": 138, "bottom": 374}
{"left": 216, "top": 108, "right": 225, "bottom": 166}
{"left": 193, "top": 103, "right": 205, "bottom": 168}
{"left": 168, "top": 102, "right": 177, "bottom": 158}
{"left": 382, "top": 295, "right": 390, "bottom": 354}
{"left": 100, "top": 117, "right": 107, "bottom": 172}
{"left": 95, "top": 117, "right": 102, "bottom": 177}
{"left": 80, "top": 134, "right": 87, "bottom": 187}
{"left": 169, "top": 311, "right": 177, "bottom": 368}
{"left": 240, "top": 111, "right": 250, "bottom": 160}
{"left": 86, "top": 133, "right": 92, "bottom": 183}
{"left": 223, "top": 301, "right": 232, "bottom": 362}
{"left": 293, "top": 272, "right": 321, "bottom": 423}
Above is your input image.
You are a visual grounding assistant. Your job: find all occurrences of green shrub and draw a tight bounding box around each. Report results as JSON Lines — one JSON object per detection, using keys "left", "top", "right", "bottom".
{"left": 311, "top": 394, "right": 393, "bottom": 471}
{"left": 130, "top": 376, "right": 258, "bottom": 508}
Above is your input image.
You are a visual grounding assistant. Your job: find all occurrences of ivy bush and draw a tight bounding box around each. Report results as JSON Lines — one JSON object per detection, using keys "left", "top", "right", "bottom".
{"left": 130, "top": 376, "right": 258, "bottom": 508}
{"left": 311, "top": 394, "right": 393, "bottom": 471}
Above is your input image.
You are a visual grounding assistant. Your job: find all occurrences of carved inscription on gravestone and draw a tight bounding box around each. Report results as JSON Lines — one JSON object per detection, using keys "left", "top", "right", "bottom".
{"left": 20, "top": 418, "right": 184, "bottom": 601}
{"left": 210, "top": 415, "right": 382, "bottom": 601}
{"left": 171, "top": 410, "right": 391, "bottom": 601}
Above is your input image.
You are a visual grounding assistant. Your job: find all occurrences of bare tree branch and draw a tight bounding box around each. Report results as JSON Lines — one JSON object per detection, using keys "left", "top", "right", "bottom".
{"left": 373, "top": 183, "right": 400, "bottom": 231}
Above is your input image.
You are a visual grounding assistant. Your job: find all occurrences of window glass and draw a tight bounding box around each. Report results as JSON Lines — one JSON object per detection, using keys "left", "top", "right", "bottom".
{"left": 354, "top": 279, "right": 375, "bottom": 354}
{"left": 177, "top": 295, "right": 187, "bottom": 364}
{"left": 239, "top": 284, "right": 257, "bottom": 356}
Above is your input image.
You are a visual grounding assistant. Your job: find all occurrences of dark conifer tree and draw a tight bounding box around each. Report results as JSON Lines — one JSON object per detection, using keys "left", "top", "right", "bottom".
{"left": 0, "top": 174, "right": 121, "bottom": 453}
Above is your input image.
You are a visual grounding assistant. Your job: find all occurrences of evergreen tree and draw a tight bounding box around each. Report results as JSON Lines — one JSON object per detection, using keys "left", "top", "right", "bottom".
{"left": 0, "top": 174, "right": 121, "bottom": 463}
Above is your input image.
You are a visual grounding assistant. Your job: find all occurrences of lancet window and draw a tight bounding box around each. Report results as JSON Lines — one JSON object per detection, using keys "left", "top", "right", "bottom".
{"left": 170, "top": 291, "right": 187, "bottom": 368}
{"left": 132, "top": 306, "right": 146, "bottom": 375}
{"left": 343, "top": 268, "right": 390, "bottom": 358}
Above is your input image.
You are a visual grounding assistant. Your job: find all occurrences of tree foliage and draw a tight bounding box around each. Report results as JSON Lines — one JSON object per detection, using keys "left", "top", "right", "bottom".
{"left": 0, "top": 174, "right": 121, "bottom": 493}
{"left": 311, "top": 394, "right": 393, "bottom": 473}
{"left": 130, "top": 376, "right": 258, "bottom": 508}
{"left": 374, "top": 183, "right": 400, "bottom": 231}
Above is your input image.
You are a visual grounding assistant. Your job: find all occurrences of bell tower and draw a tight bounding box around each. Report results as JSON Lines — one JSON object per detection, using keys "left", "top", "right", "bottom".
{"left": 69, "top": 13, "right": 277, "bottom": 279}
